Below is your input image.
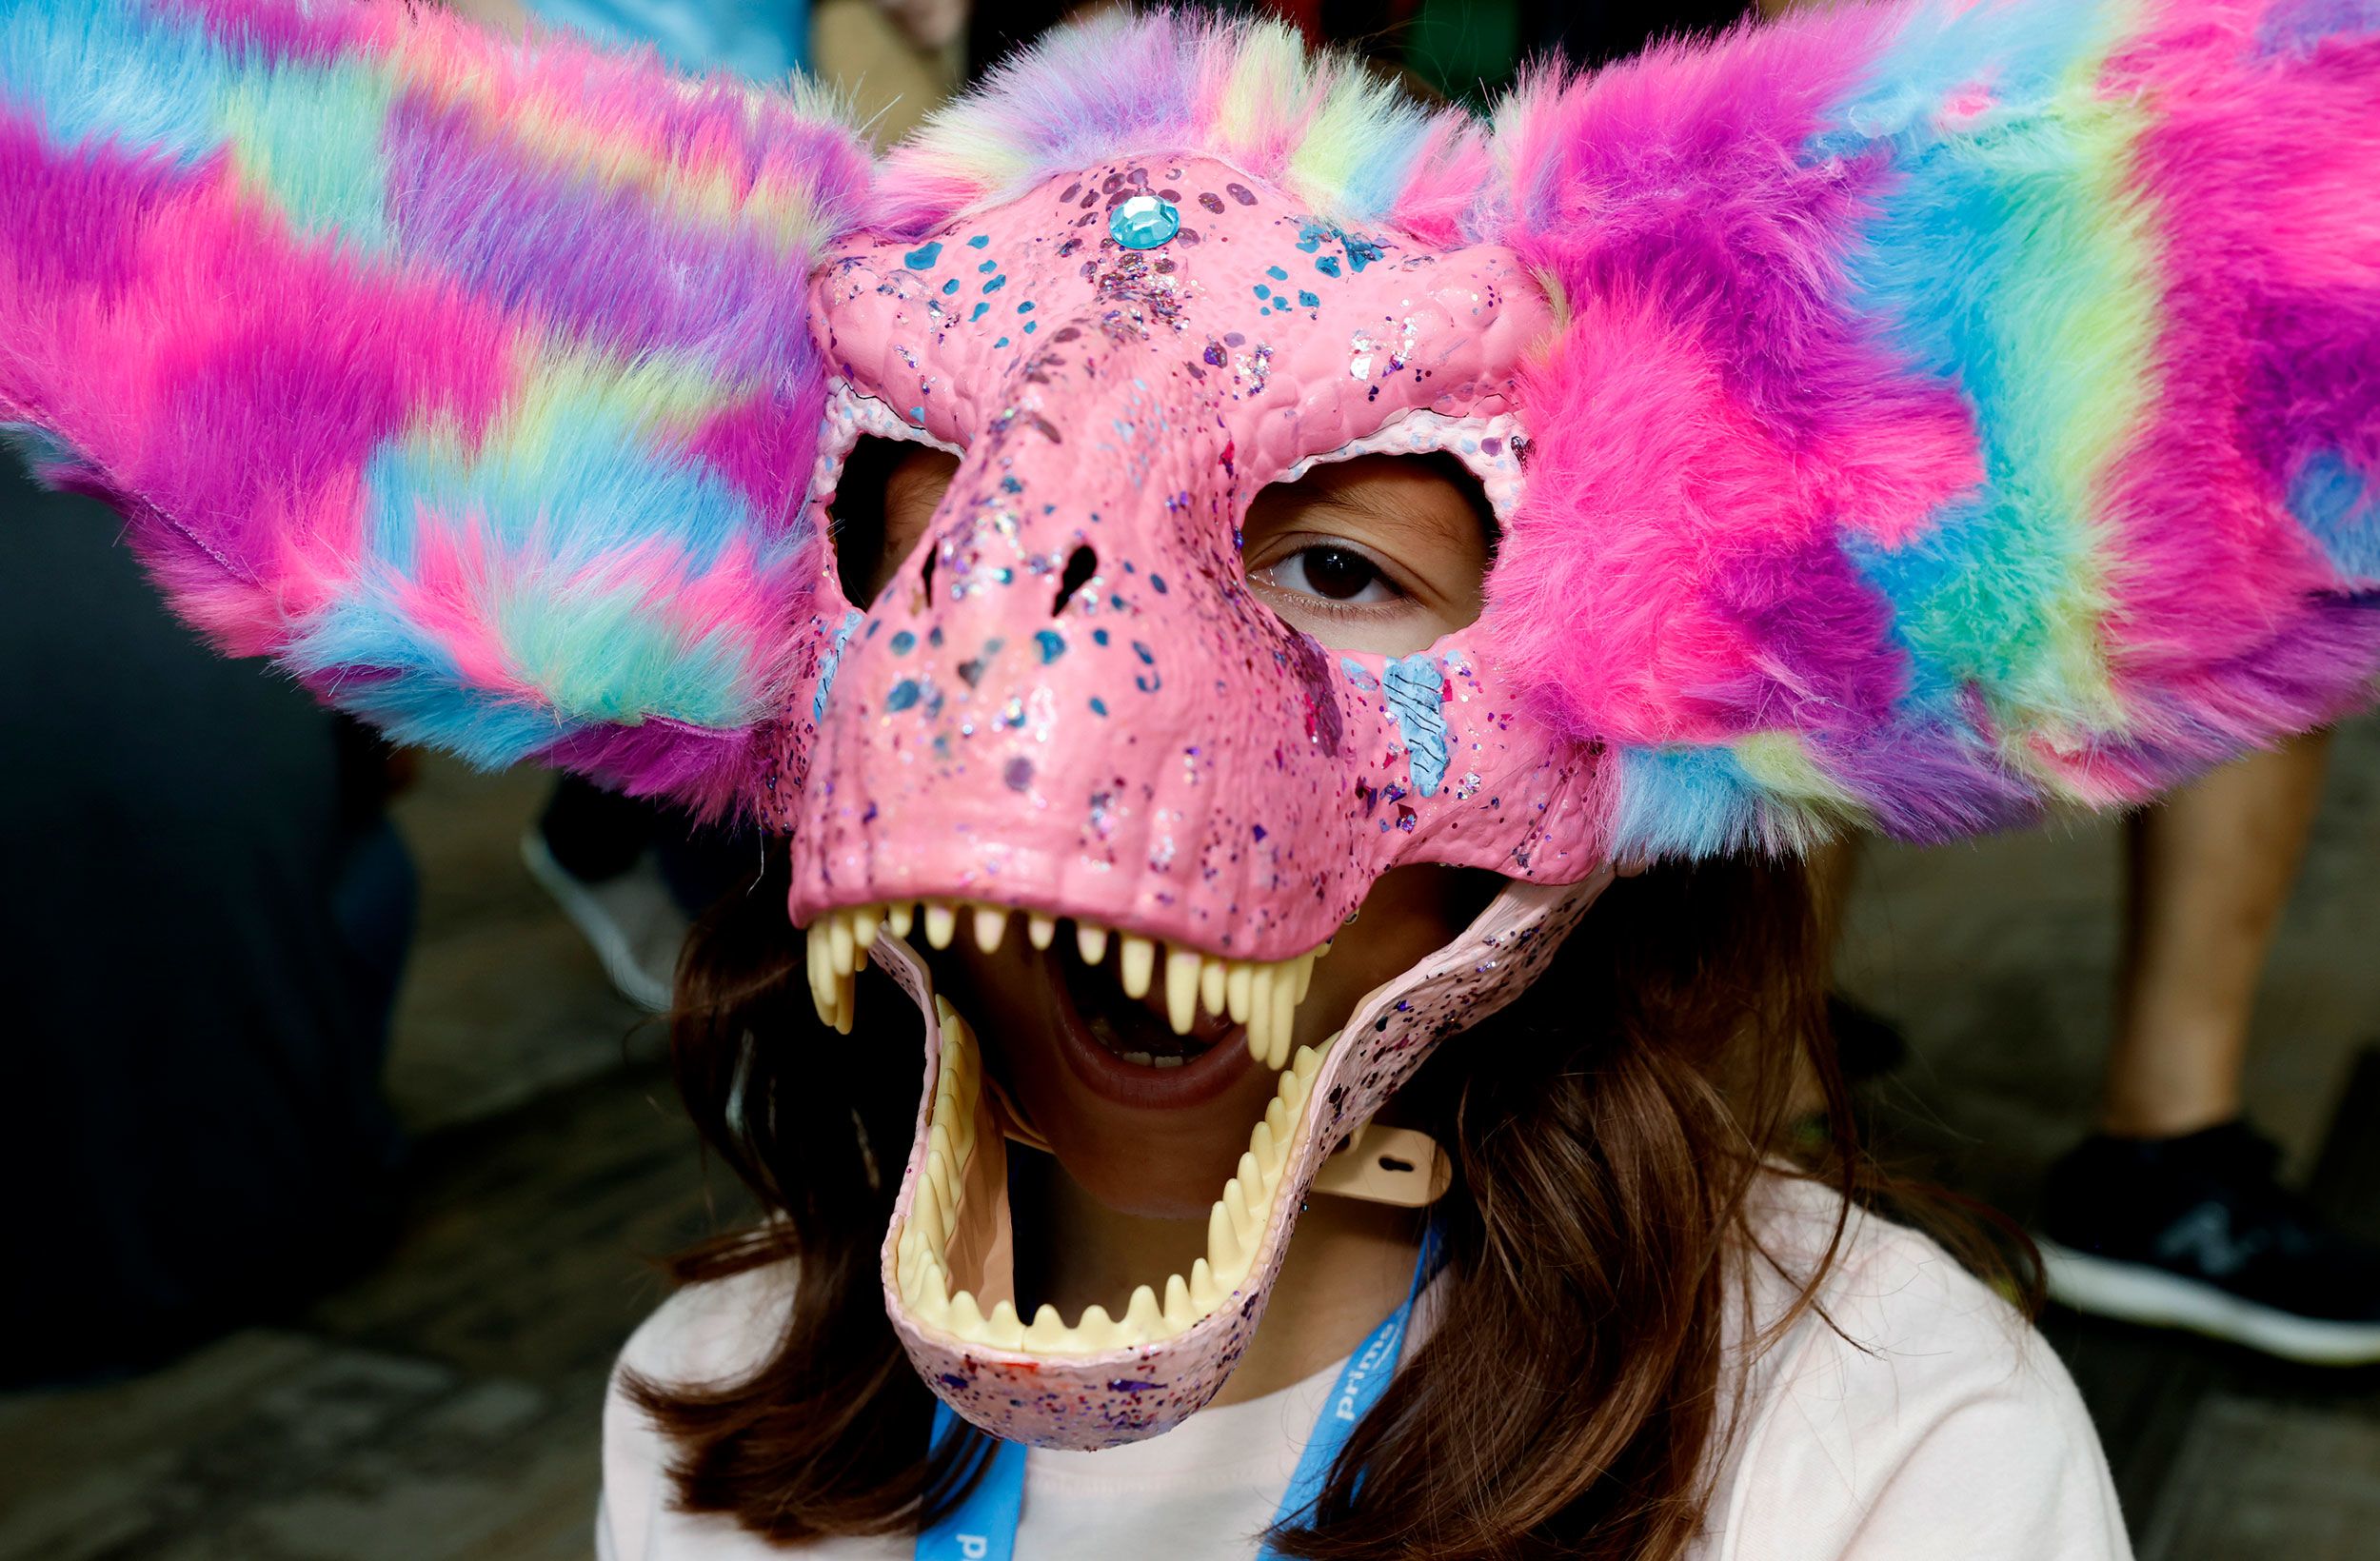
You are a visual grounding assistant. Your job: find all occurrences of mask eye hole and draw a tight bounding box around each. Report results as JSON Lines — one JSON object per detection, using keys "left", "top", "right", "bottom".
{"left": 828, "top": 436, "right": 960, "bottom": 607}
{"left": 1241, "top": 453, "right": 1498, "bottom": 658}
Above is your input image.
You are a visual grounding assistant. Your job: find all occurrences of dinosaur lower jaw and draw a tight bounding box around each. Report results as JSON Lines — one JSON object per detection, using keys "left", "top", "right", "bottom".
{"left": 802, "top": 902, "right": 1339, "bottom": 1356}
{"left": 892, "top": 993, "right": 1332, "bottom": 1353}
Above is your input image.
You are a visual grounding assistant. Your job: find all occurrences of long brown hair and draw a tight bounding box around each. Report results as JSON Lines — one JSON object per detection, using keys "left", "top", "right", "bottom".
{"left": 626, "top": 848, "right": 2013, "bottom": 1557}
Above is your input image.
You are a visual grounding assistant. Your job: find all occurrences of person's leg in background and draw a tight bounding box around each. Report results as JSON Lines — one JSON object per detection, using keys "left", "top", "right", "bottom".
{"left": 2040, "top": 731, "right": 2380, "bottom": 1365}
{"left": 2103, "top": 733, "right": 2332, "bottom": 1139}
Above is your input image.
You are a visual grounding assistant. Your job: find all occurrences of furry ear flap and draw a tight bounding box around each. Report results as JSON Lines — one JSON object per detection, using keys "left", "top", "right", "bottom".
{"left": 0, "top": 0, "right": 872, "bottom": 813}
{"left": 1482, "top": 0, "right": 2380, "bottom": 859}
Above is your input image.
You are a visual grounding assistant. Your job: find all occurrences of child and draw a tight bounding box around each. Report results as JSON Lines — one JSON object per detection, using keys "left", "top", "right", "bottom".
{"left": 3, "top": 0, "right": 2372, "bottom": 1553}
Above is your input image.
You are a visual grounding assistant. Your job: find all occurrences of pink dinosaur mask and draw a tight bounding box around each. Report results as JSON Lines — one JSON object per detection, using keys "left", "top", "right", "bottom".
{"left": 790, "top": 161, "right": 1604, "bottom": 1442}
{"left": 7, "top": 0, "right": 2377, "bottom": 1452}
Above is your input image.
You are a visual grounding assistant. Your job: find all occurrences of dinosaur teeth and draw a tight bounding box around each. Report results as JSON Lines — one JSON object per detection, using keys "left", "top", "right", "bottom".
{"left": 802, "top": 902, "right": 1330, "bottom": 1064}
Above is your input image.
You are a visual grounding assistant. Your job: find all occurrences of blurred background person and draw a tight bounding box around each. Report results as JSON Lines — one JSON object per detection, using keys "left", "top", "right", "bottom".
{"left": 2035, "top": 735, "right": 2380, "bottom": 1365}
{"left": 0, "top": 458, "right": 414, "bottom": 1389}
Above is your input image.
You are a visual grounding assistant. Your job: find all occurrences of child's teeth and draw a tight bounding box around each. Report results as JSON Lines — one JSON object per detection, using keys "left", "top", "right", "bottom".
{"left": 973, "top": 904, "right": 1008, "bottom": 954}
{"left": 1120, "top": 936, "right": 1155, "bottom": 998}
{"left": 1121, "top": 1050, "right": 1154, "bottom": 1066}
{"left": 1153, "top": 1055, "right": 1182, "bottom": 1069}
{"left": 1165, "top": 948, "right": 1200, "bottom": 1035}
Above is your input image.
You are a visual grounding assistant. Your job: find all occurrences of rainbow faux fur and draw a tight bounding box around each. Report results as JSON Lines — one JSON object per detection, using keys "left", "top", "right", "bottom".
{"left": 0, "top": 0, "right": 871, "bottom": 808}
{"left": 3, "top": 0, "right": 2376, "bottom": 854}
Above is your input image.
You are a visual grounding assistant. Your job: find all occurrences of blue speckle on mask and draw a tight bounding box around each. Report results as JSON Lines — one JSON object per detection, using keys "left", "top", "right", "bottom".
{"left": 890, "top": 630, "right": 916, "bottom": 655}
{"left": 810, "top": 608, "right": 864, "bottom": 723}
{"left": 1035, "top": 629, "right": 1066, "bottom": 663}
{"left": 1382, "top": 654, "right": 1451, "bottom": 797}
{"left": 942, "top": 278, "right": 960, "bottom": 295}
{"left": 1089, "top": 697, "right": 1109, "bottom": 717}
{"left": 1339, "top": 657, "right": 1379, "bottom": 694}
{"left": 1298, "top": 290, "right": 1319, "bottom": 308}
{"left": 971, "top": 303, "right": 990, "bottom": 322}
{"left": 1265, "top": 265, "right": 1287, "bottom": 280}
{"left": 902, "top": 242, "right": 942, "bottom": 269}
{"left": 885, "top": 678, "right": 923, "bottom": 713}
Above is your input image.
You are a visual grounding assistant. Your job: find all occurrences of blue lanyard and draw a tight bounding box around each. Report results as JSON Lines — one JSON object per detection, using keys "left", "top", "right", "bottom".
{"left": 917, "top": 1225, "right": 1441, "bottom": 1561}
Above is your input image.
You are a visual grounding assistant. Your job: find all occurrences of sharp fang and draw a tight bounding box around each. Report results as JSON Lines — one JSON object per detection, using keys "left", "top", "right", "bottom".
{"left": 1163, "top": 1273, "right": 1196, "bottom": 1330}
{"left": 986, "top": 1299, "right": 1025, "bottom": 1349}
{"left": 827, "top": 915, "right": 855, "bottom": 978}
{"left": 1024, "top": 1304, "right": 1070, "bottom": 1351}
{"left": 1200, "top": 957, "right": 1227, "bottom": 1017}
{"left": 804, "top": 927, "right": 836, "bottom": 1027}
{"left": 1207, "top": 1199, "right": 1243, "bottom": 1275}
{"left": 1293, "top": 950, "right": 1316, "bottom": 1004}
{"left": 1124, "top": 1284, "right": 1165, "bottom": 1341}
{"left": 973, "top": 904, "right": 1008, "bottom": 954}
{"left": 1237, "top": 1149, "right": 1265, "bottom": 1201}
{"left": 1226, "top": 960, "right": 1255, "bottom": 1024}
{"left": 1253, "top": 1118, "right": 1281, "bottom": 1177}
{"left": 1267, "top": 969, "right": 1297, "bottom": 1071}
{"left": 852, "top": 906, "right": 881, "bottom": 950}
{"left": 948, "top": 1291, "right": 985, "bottom": 1338}
{"left": 1189, "top": 1256, "right": 1223, "bottom": 1310}
{"left": 1076, "top": 1303, "right": 1121, "bottom": 1351}
{"left": 1077, "top": 922, "right": 1109, "bottom": 966}
{"left": 888, "top": 901, "right": 916, "bottom": 939}
{"left": 1164, "top": 948, "right": 1200, "bottom": 1035}
{"left": 1027, "top": 913, "right": 1057, "bottom": 950}
{"left": 924, "top": 901, "right": 957, "bottom": 949}
{"left": 1246, "top": 965, "right": 1276, "bottom": 1065}
{"left": 1223, "top": 1177, "right": 1258, "bottom": 1248}
{"left": 1120, "top": 936, "right": 1155, "bottom": 998}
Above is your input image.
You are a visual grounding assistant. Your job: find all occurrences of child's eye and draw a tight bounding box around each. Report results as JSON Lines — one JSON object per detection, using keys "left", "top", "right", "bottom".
{"left": 1253, "top": 543, "right": 1407, "bottom": 606}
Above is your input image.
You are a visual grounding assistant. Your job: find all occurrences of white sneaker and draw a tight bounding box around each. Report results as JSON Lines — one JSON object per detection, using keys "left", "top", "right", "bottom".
{"left": 519, "top": 831, "right": 687, "bottom": 1013}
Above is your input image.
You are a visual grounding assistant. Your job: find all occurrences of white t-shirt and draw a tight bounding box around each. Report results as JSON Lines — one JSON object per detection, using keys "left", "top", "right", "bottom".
{"left": 599, "top": 1177, "right": 2132, "bottom": 1560}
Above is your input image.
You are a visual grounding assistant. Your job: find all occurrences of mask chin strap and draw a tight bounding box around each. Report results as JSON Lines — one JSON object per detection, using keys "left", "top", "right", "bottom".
{"left": 1312, "top": 1120, "right": 1454, "bottom": 1207}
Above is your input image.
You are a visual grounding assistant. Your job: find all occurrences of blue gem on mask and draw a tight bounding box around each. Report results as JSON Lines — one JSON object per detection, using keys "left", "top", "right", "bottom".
{"left": 1109, "top": 194, "right": 1180, "bottom": 250}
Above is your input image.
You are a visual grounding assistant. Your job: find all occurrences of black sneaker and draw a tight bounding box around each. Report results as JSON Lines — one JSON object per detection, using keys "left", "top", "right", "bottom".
{"left": 2036, "top": 1119, "right": 2380, "bottom": 1365}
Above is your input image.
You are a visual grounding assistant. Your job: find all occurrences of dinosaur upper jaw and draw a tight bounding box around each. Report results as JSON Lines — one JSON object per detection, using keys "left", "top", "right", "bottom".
{"left": 825, "top": 874, "right": 1610, "bottom": 1451}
